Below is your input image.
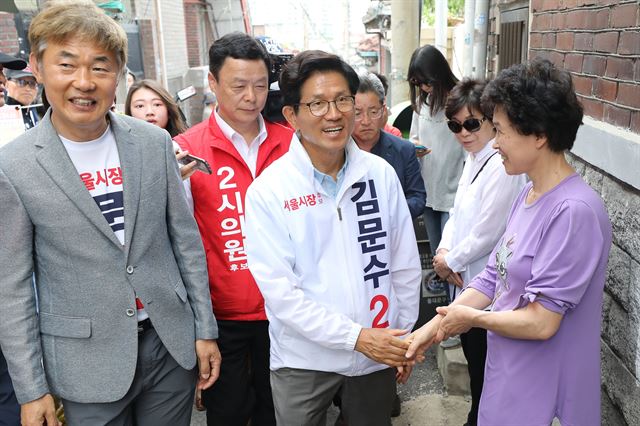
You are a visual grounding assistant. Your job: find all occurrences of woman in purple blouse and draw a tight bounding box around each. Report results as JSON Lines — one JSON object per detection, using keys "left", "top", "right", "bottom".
{"left": 407, "top": 59, "right": 612, "bottom": 426}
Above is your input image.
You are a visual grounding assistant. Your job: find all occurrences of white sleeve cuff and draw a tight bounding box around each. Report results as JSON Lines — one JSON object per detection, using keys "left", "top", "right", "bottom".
{"left": 346, "top": 323, "right": 363, "bottom": 351}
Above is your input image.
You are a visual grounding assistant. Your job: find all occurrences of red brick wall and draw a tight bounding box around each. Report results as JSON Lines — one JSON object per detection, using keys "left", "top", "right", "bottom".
{"left": 0, "top": 12, "right": 19, "bottom": 55}
{"left": 184, "top": 0, "right": 203, "bottom": 68}
{"left": 138, "top": 19, "right": 157, "bottom": 80}
{"left": 529, "top": 0, "right": 640, "bottom": 134}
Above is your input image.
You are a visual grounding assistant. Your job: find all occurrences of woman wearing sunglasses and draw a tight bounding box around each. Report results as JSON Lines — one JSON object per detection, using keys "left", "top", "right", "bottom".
{"left": 432, "top": 79, "right": 525, "bottom": 426}
{"left": 407, "top": 60, "right": 612, "bottom": 426}
{"left": 407, "top": 45, "right": 466, "bottom": 297}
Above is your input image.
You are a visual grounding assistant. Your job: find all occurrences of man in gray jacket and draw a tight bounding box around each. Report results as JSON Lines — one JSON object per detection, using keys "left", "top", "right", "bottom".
{"left": 0, "top": 50, "right": 27, "bottom": 426}
{"left": 0, "top": 2, "right": 219, "bottom": 425}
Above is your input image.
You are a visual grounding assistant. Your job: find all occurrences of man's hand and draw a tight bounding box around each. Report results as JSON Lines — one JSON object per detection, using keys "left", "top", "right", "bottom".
{"left": 195, "top": 339, "right": 221, "bottom": 391}
{"left": 175, "top": 150, "right": 197, "bottom": 180}
{"left": 396, "top": 364, "right": 413, "bottom": 384}
{"left": 435, "top": 305, "right": 477, "bottom": 340}
{"left": 21, "top": 393, "right": 60, "bottom": 426}
{"left": 405, "top": 315, "right": 443, "bottom": 361}
{"left": 354, "top": 328, "right": 410, "bottom": 367}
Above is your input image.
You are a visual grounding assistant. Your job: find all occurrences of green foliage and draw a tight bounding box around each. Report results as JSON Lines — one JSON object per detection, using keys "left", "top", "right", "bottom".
{"left": 422, "top": 0, "right": 465, "bottom": 25}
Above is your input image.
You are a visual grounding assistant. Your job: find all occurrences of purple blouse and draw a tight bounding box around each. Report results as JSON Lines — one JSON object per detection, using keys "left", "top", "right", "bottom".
{"left": 468, "top": 173, "right": 612, "bottom": 426}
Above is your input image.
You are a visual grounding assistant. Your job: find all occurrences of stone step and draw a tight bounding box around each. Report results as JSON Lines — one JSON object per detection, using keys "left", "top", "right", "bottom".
{"left": 436, "top": 343, "right": 471, "bottom": 397}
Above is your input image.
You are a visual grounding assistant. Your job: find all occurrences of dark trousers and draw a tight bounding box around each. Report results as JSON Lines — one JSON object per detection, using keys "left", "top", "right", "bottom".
{"left": 422, "top": 207, "right": 449, "bottom": 257}
{"left": 62, "top": 327, "right": 196, "bottom": 426}
{"left": 460, "top": 327, "right": 487, "bottom": 426}
{"left": 0, "top": 350, "right": 20, "bottom": 426}
{"left": 202, "top": 320, "right": 275, "bottom": 426}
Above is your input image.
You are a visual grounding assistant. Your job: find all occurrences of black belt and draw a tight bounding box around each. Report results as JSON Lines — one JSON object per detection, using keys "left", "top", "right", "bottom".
{"left": 137, "top": 318, "right": 153, "bottom": 334}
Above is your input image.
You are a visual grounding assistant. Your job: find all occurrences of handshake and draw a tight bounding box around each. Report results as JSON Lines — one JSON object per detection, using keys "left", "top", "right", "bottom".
{"left": 354, "top": 304, "right": 479, "bottom": 384}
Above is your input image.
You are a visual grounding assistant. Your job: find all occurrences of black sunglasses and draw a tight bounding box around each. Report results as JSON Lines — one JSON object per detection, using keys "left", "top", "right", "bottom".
{"left": 447, "top": 117, "right": 486, "bottom": 134}
{"left": 409, "top": 77, "right": 432, "bottom": 87}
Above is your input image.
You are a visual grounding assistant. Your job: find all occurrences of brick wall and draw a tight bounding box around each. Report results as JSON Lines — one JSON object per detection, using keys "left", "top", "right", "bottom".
{"left": 0, "top": 12, "right": 19, "bottom": 55}
{"left": 184, "top": 0, "right": 203, "bottom": 68}
{"left": 529, "top": 0, "right": 640, "bottom": 134}
{"left": 138, "top": 19, "right": 157, "bottom": 80}
{"left": 161, "top": 0, "right": 189, "bottom": 81}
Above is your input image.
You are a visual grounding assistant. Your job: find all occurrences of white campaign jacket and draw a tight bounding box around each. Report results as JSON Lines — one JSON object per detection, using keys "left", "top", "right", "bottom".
{"left": 439, "top": 141, "right": 526, "bottom": 301}
{"left": 244, "top": 135, "right": 421, "bottom": 377}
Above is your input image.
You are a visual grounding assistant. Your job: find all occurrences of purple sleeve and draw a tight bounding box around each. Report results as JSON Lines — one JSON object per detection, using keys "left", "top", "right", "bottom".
{"left": 516, "top": 200, "right": 605, "bottom": 314}
{"left": 467, "top": 241, "right": 499, "bottom": 300}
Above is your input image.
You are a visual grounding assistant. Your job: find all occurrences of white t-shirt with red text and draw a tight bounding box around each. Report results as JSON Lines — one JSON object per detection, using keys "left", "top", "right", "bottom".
{"left": 60, "top": 127, "right": 148, "bottom": 321}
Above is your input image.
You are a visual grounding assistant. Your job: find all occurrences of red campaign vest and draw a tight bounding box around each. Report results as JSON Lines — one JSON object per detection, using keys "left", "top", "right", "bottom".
{"left": 175, "top": 115, "right": 293, "bottom": 320}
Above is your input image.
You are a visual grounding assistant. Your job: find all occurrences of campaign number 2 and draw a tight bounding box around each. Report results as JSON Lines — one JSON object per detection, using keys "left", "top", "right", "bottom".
{"left": 217, "top": 166, "right": 236, "bottom": 189}
{"left": 370, "top": 295, "right": 389, "bottom": 328}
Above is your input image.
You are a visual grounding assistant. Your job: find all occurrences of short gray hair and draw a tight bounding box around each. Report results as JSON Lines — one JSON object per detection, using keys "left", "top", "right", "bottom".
{"left": 356, "top": 71, "right": 385, "bottom": 104}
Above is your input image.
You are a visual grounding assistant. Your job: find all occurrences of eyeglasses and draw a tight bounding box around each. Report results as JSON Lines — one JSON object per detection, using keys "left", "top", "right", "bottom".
{"left": 10, "top": 78, "right": 38, "bottom": 89}
{"left": 447, "top": 117, "right": 486, "bottom": 134}
{"left": 297, "top": 95, "right": 355, "bottom": 117}
{"left": 409, "top": 77, "right": 432, "bottom": 87}
{"left": 354, "top": 106, "right": 384, "bottom": 121}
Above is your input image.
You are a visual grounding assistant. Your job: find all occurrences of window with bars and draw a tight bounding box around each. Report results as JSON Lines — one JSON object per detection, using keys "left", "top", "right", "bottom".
{"left": 498, "top": 5, "right": 528, "bottom": 71}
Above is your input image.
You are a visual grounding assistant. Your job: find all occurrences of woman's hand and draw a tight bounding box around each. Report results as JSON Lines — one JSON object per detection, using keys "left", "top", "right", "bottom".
{"left": 411, "top": 139, "right": 431, "bottom": 158}
{"left": 405, "top": 315, "right": 444, "bottom": 362}
{"left": 432, "top": 252, "right": 452, "bottom": 279}
{"left": 446, "top": 272, "right": 464, "bottom": 288}
{"left": 435, "top": 305, "right": 477, "bottom": 340}
{"left": 175, "top": 150, "right": 197, "bottom": 180}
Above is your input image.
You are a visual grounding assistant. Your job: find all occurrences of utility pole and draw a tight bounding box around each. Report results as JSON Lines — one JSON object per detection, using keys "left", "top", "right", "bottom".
{"left": 390, "top": 0, "right": 420, "bottom": 107}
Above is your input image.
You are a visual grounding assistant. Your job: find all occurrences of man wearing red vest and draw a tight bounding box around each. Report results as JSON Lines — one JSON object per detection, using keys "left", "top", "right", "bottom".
{"left": 175, "top": 32, "right": 292, "bottom": 426}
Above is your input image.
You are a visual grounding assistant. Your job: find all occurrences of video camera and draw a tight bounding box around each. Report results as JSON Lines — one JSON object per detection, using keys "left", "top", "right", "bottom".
{"left": 263, "top": 53, "right": 294, "bottom": 124}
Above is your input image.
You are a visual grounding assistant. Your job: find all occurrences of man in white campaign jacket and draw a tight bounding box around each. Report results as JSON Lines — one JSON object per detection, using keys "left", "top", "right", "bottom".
{"left": 244, "top": 50, "right": 421, "bottom": 425}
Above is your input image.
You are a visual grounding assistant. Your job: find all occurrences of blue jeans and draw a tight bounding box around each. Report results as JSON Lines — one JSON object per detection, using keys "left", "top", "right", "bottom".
{"left": 422, "top": 207, "right": 450, "bottom": 257}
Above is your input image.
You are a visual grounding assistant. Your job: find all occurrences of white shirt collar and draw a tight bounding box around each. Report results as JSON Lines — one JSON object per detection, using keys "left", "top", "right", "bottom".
{"left": 214, "top": 108, "right": 267, "bottom": 147}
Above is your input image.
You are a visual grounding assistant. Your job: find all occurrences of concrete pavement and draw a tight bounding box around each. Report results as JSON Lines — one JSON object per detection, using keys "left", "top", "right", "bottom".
{"left": 190, "top": 345, "right": 472, "bottom": 425}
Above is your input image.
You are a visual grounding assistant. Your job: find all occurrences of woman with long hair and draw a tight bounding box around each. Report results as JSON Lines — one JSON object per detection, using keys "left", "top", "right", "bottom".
{"left": 408, "top": 45, "right": 466, "bottom": 299}
{"left": 125, "top": 79, "right": 187, "bottom": 138}
{"left": 125, "top": 79, "right": 196, "bottom": 182}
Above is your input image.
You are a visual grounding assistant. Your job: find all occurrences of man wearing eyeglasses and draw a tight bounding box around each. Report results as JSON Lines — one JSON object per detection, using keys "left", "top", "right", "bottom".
{"left": 4, "top": 65, "right": 42, "bottom": 130}
{"left": 243, "top": 50, "right": 421, "bottom": 425}
{"left": 352, "top": 71, "right": 425, "bottom": 220}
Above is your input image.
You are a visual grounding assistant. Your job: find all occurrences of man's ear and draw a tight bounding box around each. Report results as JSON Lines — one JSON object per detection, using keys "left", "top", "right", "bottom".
{"left": 282, "top": 105, "right": 297, "bottom": 130}
{"left": 29, "top": 53, "right": 43, "bottom": 84}
{"left": 207, "top": 71, "right": 217, "bottom": 94}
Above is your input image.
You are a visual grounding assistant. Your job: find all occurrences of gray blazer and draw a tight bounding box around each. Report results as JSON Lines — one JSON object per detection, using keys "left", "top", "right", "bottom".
{"left": 0, "top": 111, "right": 217, "bottom": 404}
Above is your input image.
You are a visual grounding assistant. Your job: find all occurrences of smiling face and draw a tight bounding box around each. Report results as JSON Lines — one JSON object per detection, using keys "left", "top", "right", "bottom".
{"left": 492, "top": 106, "right": 545, "bottom": 176}
{"left": 208, "top": 57, "right": 268, "bottom": 135}
{"left": 129, "top": 87, "right": 169, "bottom": 129}
{"left": 283, "top": 71, "right": 355, "bottom": 159}
{"left": 30, "top": 38, "right": 119, "bottom": 141}
{"left": 450, "top": 107, "right": 495, "bottom": 154}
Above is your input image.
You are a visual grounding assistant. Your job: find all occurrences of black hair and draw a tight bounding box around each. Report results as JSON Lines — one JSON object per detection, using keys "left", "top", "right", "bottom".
{"left": 407, "top": 45, "right": 458, "bottom": 116}
{"left": 279, "top": 50, "right": 360, "bottom": 112}
{"left": 445, "top": 78, "right": 490, "bottom": 120}
{"left": 208, "top": 32, "right": 271, "bottom": 80}
{"left": 482, "top": 58, "right": 583, "bottom": 152}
